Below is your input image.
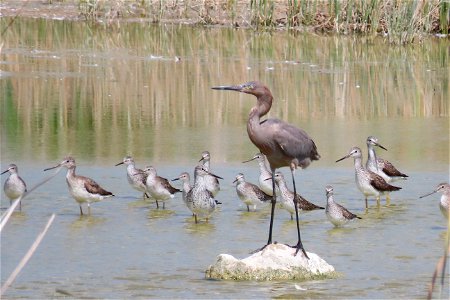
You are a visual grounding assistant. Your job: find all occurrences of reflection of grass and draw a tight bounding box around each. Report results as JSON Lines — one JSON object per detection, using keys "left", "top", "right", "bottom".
{"left": 427, "top": 217, "right": 449, "bottom": 299}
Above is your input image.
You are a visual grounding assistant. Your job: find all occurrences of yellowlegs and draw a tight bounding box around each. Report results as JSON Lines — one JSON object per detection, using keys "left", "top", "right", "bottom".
{"left": 115, "top": 156, "right": 149, "bottom": 198}
{"left": 187, "top": 165, "right": 223, "bottom": 223}
{"left": 336, "top": 147, "right": 401, "bottom": 209}
{"left": 213, "top": 81, "right": 320, "bottom": 257}
{"left": 143, "top": 166, "right": 181, "bottom": 209}
{"left": 242, "top": 153, "right": 274, "bottom": 196}
{"left": 420, "top": 183, "right": 450, "bottom": 219}
{"left": 325, "top": 185, "right": 361, "bottom": 227}
{"left": 233, "top": 173, "right": 271, "bottom": 212}
{"left": 198, "top": 151, "right": 220, "bottom": 196}
{"left": 171, "top": 172, "right": 193, "bottom": 212}
{"left": 44, "top": 157, "right": 114, "bottom": 215}
{"left": 1, "top": 164, "right": 27, "bottom": 210}
{"left": 366, "top": 136, "right": 408, "bottom": 182}
{"left": 271, "top": 172, "right": 324, "bottom": 220}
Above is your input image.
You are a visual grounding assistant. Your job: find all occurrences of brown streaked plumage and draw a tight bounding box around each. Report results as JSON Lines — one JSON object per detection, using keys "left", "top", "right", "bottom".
{"left": 213, "top": 81, "right": 320, "bottom": 258}
{"left": 325, "top": 185, "right": 361, "bottom": 227}
{"left": 336, "top": 146, "right": 401, "bottom": 209}
{"left": 271, "top": 172, "right": 324, "bottom": 220}
{"left": 143, "top": 166, "right": 181, "bottom": 209}
{"left": 366, "top": 136, "right": 408, "bottom": 183}
{"left": 44, "top": 157, "right": 114, "bottom": 215}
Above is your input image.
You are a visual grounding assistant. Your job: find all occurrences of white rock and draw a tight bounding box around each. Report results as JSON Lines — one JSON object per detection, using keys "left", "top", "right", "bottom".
{"left": 205, "top": 243, "right": 336, "bottom": 281}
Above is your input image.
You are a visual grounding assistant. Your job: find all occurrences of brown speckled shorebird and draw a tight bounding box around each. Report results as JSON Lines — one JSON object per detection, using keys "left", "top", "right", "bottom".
{"left": 198, "top": 151, "right": 220, "bottom": 197}
{"left": 336, "top": 146, "right": 401, "bottom": 209}
{"left": 366, "top": 136, "right": 408, "bottom": 183}
{"left": 325, "top": 185, "right": 361, "bottom": 227}
{"left": 420, "top": 183, "right": 450, "bottom": 219}
{"left": 270, "top": 172, "right": 324, "bottom": 220}
{"left": 115, "top": 156, "right": 149, "bottom": 198}
{"left": 1, "top": 164, "right": 27, "bottom": 210}
{"left": 143, "top": 166, "right": 181, "bottom": 209}
{"left": 44, "top": 157, "right": 114, "bottom": 215}
{"left": 233, "top": 173, "right": 271, "bottom": 212}
{"left": 242, "top": 153, "right": 274, "bottom": 196}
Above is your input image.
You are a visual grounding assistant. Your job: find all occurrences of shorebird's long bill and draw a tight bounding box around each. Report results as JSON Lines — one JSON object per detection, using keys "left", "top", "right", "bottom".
{"left": 242, "top": 156, "right": 257, "bottom": 163}
{"left": 419, "top": 190, "right": 437, "bottom": 198}
{"left": 335, "top": 155, "right": 350, "bottom": 163}
{"left": 115, "top": 162, "right": 124, "bottom": 166}
{"left": 211, "top": 85, "right": 243, "bottom": 92}
{"left": 0, "top": 169, "right": 8, "bottom": 175}
{"left": 43, "top": 164, "right": 60, "bottom": 171}
{"left": 207, "top": 171, "right": 224, "bottom": 180}
{"left": 264, "top": 177, "right": 272, "bottom": 181}
{"left": 375, "top": 142, "right": 388, "bottom": 151}
{"left": 171, "top": 177, "right": 180, "bottom": 182}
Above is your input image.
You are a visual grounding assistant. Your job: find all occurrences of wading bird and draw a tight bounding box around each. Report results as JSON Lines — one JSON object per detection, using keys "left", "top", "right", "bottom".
{"left": 143, "top": 166, "right": 181, "bottom": 209}
{"left": 198, "top": 151, "right": 220, "bottom": 196}
{"left": 366, "top": 136, "right": 408, "bottom": 183}
{"left": 44, "top": 157, "right": 114, "bottom": 215}
{"left": 420, "top": 183, "right": 450, "bottom": 219}
{"left": 212, "top": 81, "right": 320, "bottom": 257}
{"left": 324, "top": 185, "right": 361, "bottom": 227}
{"left": 1, "top": 164, "right": 27, "bottom": 210}
{"left": 233, "top": 173, "right": 271, "bottom": 212}
{"left": 115, "top": 156, "right": 149, "bottom": 198}
{"left": 336, "top": 147, "right": 401, "bottom": 209}
{"left": 242, "top": 153, "right": 274, "bottom": 196}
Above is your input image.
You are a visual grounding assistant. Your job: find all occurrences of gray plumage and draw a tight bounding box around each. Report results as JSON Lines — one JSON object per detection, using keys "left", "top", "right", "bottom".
{"left": 1, "top": 163, "right": 27, "bottom": 210}
{"left": 144, "top": 166, "right": 181, "bottom": 209}
{"left": 336, "top": 146, "right": 401, "bottom": 209}
{"left": 273, "top": 172, "right": 324, "bottom": 220}
{"left": 242, "top": 153, "right": 274, "bottom": 196}
{"left": 115, "top": 156, "right": 149, "bottom": 198}
{"left": 233, "top": 173, "right": 271, "bottom": 211}
{"left": 366, "top": 136, "right": 408, "bottom": 182}
{"left": 325, "top": 185, "right": 361, "bottom": 227}
{"left": 198, "top": 151, "right": 220, "bottom": 196}
{"left": 44, "top": 157, "right": 114, "bottom": 215}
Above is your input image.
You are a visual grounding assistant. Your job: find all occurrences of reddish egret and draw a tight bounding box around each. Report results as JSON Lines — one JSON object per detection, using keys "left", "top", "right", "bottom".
{"left": 212, "top": 81, "right": 320, "bottom": 257}
{"left": 44, "top": 157, "right": 114, "bottom": 215}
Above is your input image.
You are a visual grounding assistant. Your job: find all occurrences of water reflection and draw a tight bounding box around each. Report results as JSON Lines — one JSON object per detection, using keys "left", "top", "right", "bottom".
{"left": 1, "top": 18, "right": 448, "bottom": 168}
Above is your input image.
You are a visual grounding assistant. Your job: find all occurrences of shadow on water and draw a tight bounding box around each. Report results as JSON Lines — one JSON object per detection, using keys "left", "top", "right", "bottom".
{"left": 69, "top": 214, "right": 107, "bottom": 229}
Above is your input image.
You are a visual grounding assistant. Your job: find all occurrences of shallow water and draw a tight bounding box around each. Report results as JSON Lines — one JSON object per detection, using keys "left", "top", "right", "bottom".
{"left": 1, "top": 19, "right": 449, "bottom": 299}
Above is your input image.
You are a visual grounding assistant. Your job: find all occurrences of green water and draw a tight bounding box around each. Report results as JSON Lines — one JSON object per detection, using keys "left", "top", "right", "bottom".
{"left": 1, "top": 18, "right": 449, "bottom": 299}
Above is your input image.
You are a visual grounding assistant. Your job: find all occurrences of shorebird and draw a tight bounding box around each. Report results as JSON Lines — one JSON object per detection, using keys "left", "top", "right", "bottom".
{"left": 213, "top": 81, "right": 320, "bottom": 257}
{"left": 325, "top": 185, "right": 361, "bottom": 227}
{"left": 1, "top": 164, "right": 27, "bottom": 210}
{"left": 143, "top": 166, "right": 181, "bottom": 209}
{"left": 115, "top": 156, "right": 149, "bottom": 198}
{"left": 198, "top": 151, "right": 220, "bottom": 196}
{"left": 271, "top": 172, "right": 324, "bottom": 220}
{"left": 171, "top": 172, "right": 192, "bottom": 210}
{"left": 420, "top": 183, "right": 450, "bottom": 219}
{"left": 366, "top": 136, "right": 408, "bottom": 183}
{"left": 187, "top": 165, "right": 223, "bottom": 223}
{"left": 242, "top": 153, "right": 274, "bottom": 196}
{"left": 336, "top": 146, "right": 401, "bottom": 209}
{"left": 233, "top": 173, "right": 271, "bottom": 212}
{"left": 44, "top": 157, "right": 114, "bottom": 215}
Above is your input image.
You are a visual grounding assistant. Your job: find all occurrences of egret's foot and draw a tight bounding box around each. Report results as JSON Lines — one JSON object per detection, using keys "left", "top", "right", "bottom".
{"left": 250, "top": 242, "right": 277, "bottom": 254}
{"left": 287, "top": 241, "right": 309, "bottom": 259}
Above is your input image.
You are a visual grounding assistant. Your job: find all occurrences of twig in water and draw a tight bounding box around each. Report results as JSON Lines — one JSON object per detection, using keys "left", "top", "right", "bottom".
{"left": 0, "top": 213, "right": 56, "bottom": 295}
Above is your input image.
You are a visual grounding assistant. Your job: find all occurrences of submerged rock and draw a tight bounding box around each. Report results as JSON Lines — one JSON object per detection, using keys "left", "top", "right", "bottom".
{"left": 205, "top": 243, "right": 336, "bottom": 281}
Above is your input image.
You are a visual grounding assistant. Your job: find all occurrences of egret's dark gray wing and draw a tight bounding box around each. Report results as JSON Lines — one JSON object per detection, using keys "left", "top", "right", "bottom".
{"left": 263, "top": 118, "right": 320, "bottom": 168}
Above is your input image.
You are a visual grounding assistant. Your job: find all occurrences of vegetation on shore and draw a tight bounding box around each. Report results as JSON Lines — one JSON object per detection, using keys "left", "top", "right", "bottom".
{"left": 76, "top": 0, "right": 449, "bottom": 44}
